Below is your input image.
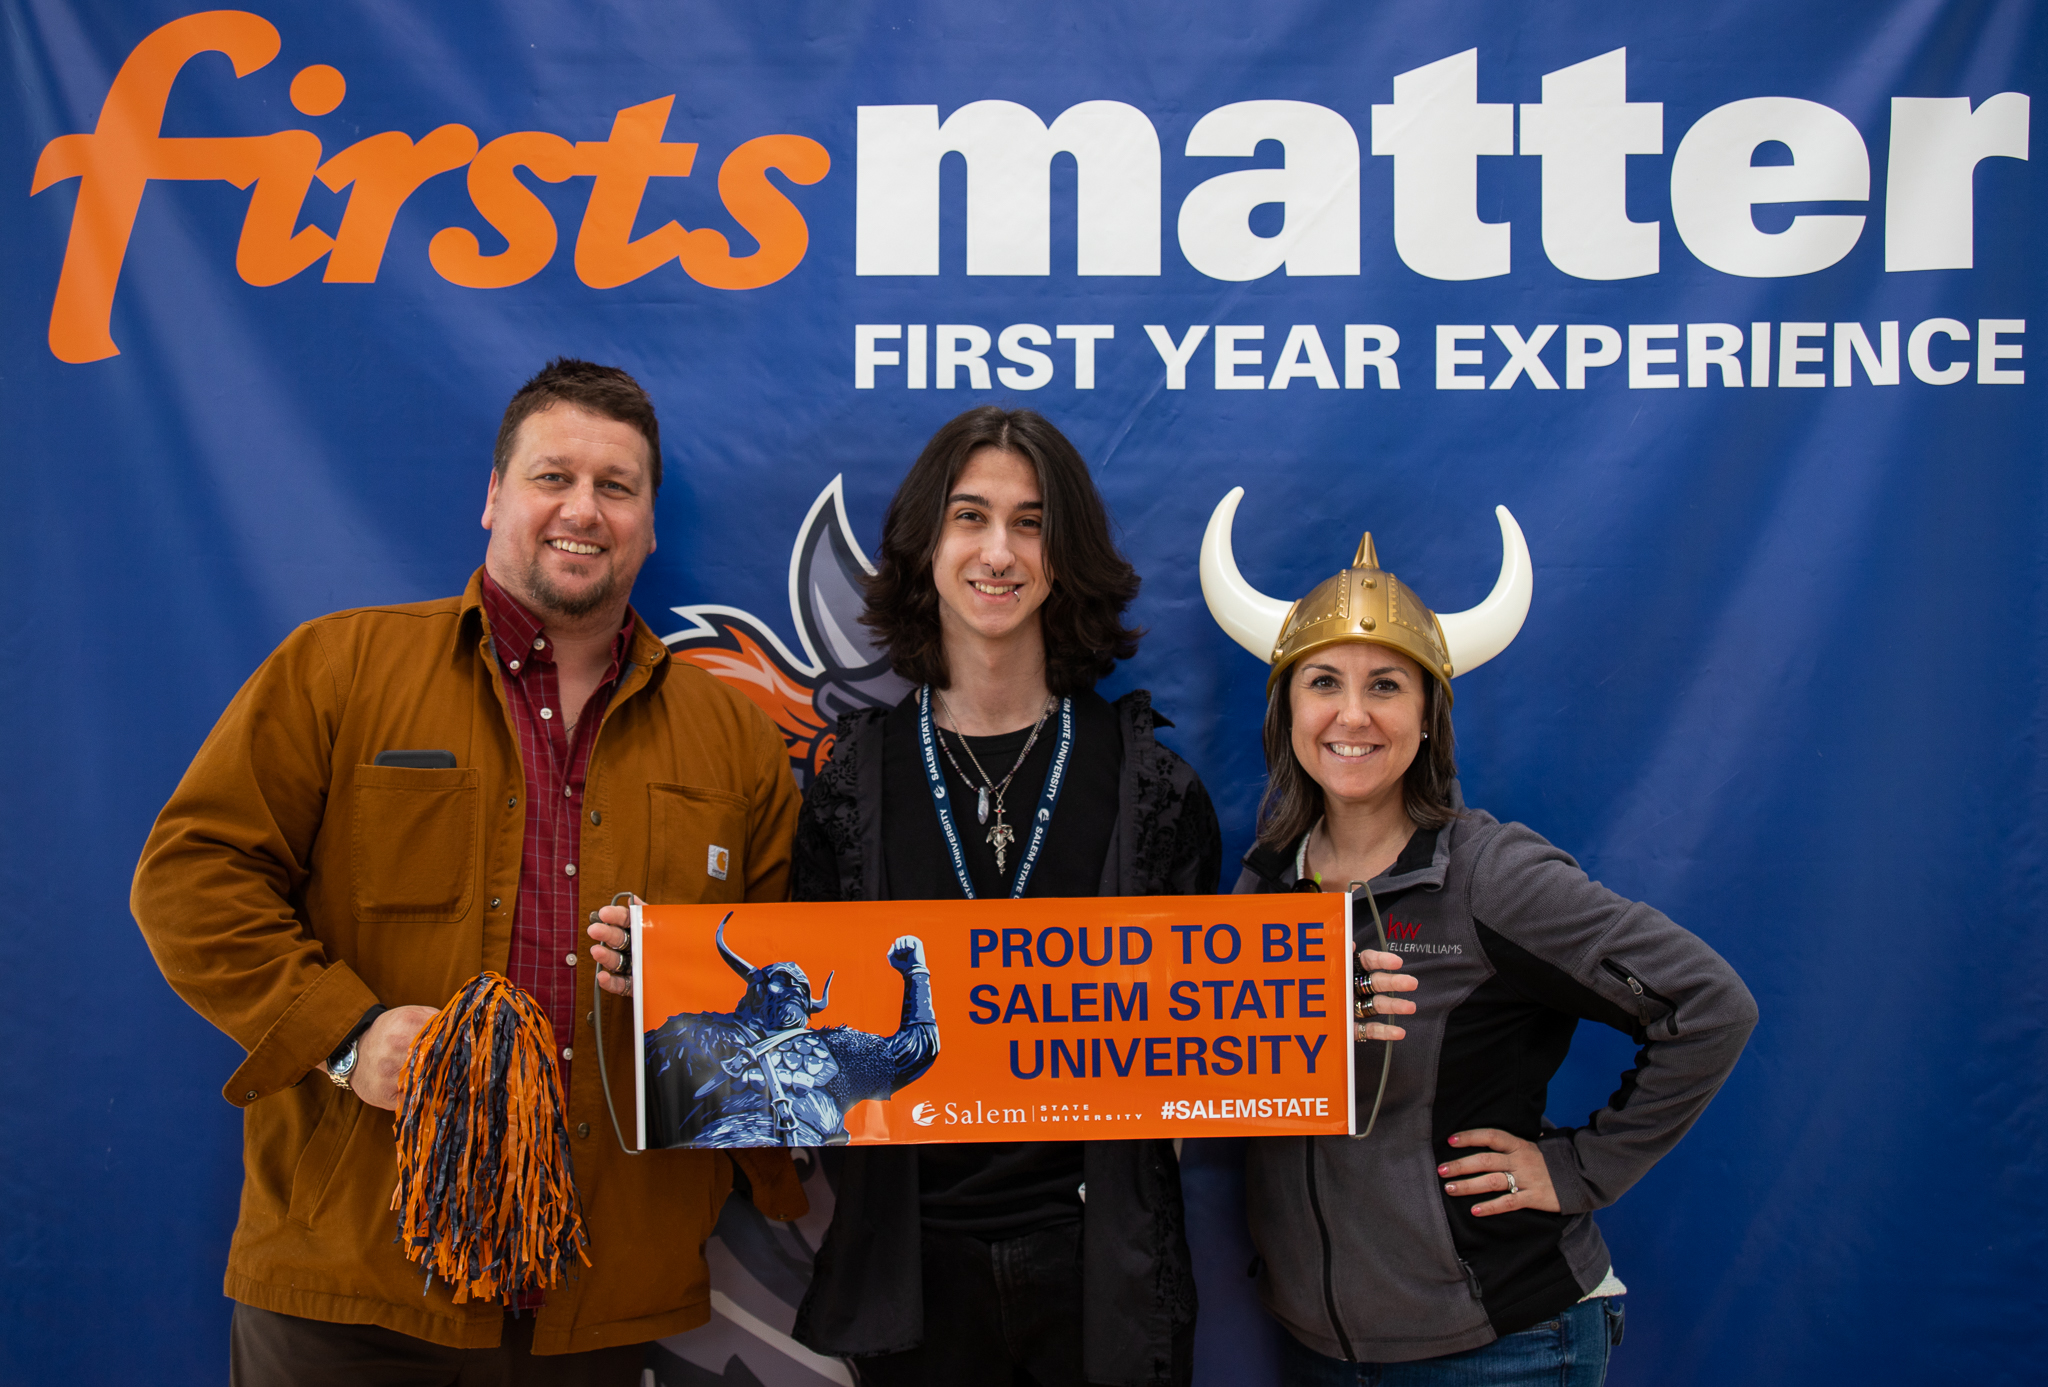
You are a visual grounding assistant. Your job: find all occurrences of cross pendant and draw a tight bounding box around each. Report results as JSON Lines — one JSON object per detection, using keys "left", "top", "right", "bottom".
{"left": 988, "top": 817, "right": 1016, "bottom": 873}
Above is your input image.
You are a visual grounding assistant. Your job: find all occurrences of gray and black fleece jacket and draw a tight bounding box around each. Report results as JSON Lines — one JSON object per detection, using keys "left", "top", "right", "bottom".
{"left": 1235, "top": 801, "right": 1757, "bottom": 1364}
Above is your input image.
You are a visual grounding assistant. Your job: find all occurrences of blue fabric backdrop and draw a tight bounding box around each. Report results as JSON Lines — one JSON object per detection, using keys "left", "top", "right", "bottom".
{"left": 4, "top": 2, "right": 2042, "bottom": 1383}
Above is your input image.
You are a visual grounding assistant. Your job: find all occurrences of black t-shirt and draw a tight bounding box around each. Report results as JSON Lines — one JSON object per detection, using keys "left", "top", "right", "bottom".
{"left": 881, "top": 688, "right": 1122, "bottom": 1237}
{"left": 882, "top": 688, "right": 1121, "bottom": 902}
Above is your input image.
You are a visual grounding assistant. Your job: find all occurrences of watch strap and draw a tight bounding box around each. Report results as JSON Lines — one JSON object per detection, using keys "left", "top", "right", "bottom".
{"left": 327, "top": 1003, "right": 389, "bottom": 1071}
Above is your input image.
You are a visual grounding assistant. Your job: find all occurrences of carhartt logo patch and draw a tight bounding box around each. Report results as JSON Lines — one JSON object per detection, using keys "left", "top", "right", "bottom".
{"left": 707, "top": 846, "right": 730, "bottom": 881}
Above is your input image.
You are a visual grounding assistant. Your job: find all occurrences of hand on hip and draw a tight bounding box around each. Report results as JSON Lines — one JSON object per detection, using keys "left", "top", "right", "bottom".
{"left": 1439, "top": 1128, "right": 1560, "bottom": 1215}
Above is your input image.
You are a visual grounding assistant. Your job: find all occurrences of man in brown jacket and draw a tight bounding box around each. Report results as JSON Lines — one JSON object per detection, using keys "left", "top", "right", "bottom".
{"left": 132, "top": 359, "right": 803, "bottom": 1384}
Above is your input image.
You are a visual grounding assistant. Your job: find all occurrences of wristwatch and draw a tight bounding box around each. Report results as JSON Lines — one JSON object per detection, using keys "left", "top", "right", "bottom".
{"left": 326, "top": 1037, "right": 363, "bottom": 1089}
{"left": 325, "top": 1004, "right": 388, "bottom": 1091}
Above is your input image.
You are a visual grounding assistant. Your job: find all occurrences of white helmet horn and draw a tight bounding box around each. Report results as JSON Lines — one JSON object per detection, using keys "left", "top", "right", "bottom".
{"left": 1200, "top": 488, "right": 1293, "bottom": 663}
{"left": 1434, "top": 505, "right": 1533, "bottom": 677}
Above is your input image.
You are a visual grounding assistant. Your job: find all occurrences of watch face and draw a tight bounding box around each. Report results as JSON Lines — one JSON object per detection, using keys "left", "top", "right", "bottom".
{"left": 330, "top": 1044, "right": 357, "bottom": 1084}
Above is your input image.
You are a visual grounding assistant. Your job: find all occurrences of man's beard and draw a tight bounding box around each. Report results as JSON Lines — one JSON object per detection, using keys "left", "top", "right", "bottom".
{"left": 523, "top": 553, "right": 616, "bottom": 618}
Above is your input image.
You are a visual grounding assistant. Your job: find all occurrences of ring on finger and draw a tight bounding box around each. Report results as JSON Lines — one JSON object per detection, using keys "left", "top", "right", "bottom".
{"left": 1504, "top": 1173, "right": 1520, "bottom": 1196}
{"left": 1354, "top": 996, "right": 1377, "bottom": 1020}
{"left": 1357, "top": 973, "right": 1378, "bottom": 996}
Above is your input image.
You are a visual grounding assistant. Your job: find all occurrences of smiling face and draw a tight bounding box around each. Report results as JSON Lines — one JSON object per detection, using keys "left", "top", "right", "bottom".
{"left": 930, "top": 446, "right": 1051, "bottom": 653}
{"left": 1287, "top": 643, "right": 1429, "bottom": 814}
{"left": 482, "top": 403, "right": 657, "bottom": 624}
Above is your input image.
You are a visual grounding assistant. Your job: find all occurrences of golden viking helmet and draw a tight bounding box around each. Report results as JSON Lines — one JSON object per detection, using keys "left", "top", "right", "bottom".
{"left": 1199, "top": 488, "right": 1534, "bottom": 703}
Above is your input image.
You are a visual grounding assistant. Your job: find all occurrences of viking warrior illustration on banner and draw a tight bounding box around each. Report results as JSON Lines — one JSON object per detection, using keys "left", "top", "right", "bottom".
{"left": 643, "top": 915, "right": 942, "bottom": 1148}
{"left": 664, "top": 476, "right": 911, "bottom": 786}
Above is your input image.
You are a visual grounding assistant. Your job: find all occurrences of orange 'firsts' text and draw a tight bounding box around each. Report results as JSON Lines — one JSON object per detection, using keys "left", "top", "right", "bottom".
{"left": 29, "top": 10, "right": 831, "bottom": 363}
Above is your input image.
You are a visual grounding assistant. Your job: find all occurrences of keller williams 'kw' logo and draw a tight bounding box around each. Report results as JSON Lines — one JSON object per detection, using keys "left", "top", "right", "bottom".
{"left": 1381, "top": 918, "right": 1464, "bottom": 955}
{"left": 662, "top": 476, "right": 910, "bottom": 787}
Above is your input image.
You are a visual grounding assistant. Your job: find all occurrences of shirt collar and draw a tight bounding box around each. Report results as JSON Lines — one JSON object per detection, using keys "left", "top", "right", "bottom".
{"left": 478, "top": 569, "right": 634, "bottom": 679}
{"left": 1264, "top": 817, "right": 1450, "bottom": 894}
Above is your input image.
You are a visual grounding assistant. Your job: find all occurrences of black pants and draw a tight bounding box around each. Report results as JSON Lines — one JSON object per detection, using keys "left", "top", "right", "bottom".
{"left": 854, "top": 1221, "right": 1091, "bottom": 1387}
{"left": 229, "top": 1303, "right": 646, "bottom": 1387}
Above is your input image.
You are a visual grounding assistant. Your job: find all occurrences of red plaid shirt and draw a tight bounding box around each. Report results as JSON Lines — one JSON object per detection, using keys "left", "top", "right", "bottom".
{"left": 479, "top": 570, "right": 632, "bottom": 1098}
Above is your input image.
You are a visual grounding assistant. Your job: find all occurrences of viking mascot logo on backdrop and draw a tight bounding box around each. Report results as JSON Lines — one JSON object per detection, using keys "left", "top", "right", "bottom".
{"left": 664, "top": 476, "right": 911, "bottom": 787}
{"left": 643, "top": 916, "right": 941, "bottom": 1148}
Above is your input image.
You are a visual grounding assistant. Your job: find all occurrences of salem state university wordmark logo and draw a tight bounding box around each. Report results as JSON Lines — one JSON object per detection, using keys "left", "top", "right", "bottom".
{"left": 661, "top": 477, "right": 910, "bottom": 787}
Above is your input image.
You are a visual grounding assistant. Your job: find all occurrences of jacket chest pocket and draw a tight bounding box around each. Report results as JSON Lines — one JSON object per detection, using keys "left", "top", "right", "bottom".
{"left": 646, "top": 783, "right": 747, "bottom": 904}
{"left": 351, "top": 765, "right": 479, "bottom": 922}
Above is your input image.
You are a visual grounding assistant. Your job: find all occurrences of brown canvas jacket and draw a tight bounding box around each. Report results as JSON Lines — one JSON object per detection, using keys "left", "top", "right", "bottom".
{"left": 132, "top": 569, "right": 805, "bottom": 1354}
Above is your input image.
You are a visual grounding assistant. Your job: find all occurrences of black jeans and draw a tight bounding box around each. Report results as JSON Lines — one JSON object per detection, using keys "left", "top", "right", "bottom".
{"left": 854, "top": 1220, "right": 1089, "bottom": 1387}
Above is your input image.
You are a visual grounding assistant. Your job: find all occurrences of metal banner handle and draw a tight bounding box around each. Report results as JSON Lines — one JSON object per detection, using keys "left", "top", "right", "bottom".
{"left": 591, "top": 891, "right": 641, "bottom": 1155}
{"left": 1351, "top": 878, "right": 1394, "bottom": 1139}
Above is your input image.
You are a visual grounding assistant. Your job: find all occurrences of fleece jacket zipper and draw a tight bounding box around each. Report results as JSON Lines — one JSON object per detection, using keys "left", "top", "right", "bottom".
{"left": 1303, "top": 1138, "right": 1356, "bottom": 1360}
{"left": 1601, "top": 959, "right": 1679, "bottom": 1025}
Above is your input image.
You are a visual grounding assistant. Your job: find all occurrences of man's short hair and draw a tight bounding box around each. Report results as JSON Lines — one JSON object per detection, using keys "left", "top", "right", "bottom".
{"left": 494, "top": 358, "right": 663, "bottom": 495}
{"left": 863, "top": 406, "right": 1141, "bottom": 696}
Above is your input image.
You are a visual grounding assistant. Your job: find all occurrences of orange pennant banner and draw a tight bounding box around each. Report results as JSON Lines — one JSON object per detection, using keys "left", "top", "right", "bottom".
{"left": 630, "top": 895, "right": 1355, "bottom": 1148}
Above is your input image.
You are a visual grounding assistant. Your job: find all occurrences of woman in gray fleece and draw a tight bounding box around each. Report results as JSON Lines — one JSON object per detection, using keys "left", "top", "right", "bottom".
{"left": 1199, "top": 494, "right": 1757, "bottom": 1385}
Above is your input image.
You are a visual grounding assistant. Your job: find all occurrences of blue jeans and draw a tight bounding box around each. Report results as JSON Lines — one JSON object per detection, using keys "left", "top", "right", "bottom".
{"left": 1277, "top": 1298, "right": 1623, "bottom": 1387}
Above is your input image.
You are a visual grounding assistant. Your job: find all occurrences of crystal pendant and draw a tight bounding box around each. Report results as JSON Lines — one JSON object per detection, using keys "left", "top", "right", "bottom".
{"left": 977, "top": 787, "right": 990, "bottom": 824}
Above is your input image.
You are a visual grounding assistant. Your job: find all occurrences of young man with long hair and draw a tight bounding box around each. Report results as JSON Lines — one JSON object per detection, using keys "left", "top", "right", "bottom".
{"left": 786, "top": 406, "right": 1220, "bottom": 1387}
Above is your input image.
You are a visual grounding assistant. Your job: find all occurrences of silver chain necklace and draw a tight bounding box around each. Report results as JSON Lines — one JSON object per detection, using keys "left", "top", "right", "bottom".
{"left": 931, "top": 688, "right": 1055, "bottom": 874}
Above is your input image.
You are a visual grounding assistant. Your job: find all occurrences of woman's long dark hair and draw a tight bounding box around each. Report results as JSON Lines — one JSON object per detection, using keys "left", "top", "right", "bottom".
{"left": 862, "top": 406, "right": 1140, "bottom": 696}
{"left": 1255, "top": 656, "right": 1461, "bottom": 854}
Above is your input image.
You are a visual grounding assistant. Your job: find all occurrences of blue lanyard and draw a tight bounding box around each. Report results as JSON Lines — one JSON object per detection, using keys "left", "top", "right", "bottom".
{"left": 916, "top": 685, "right": 1074, "bottom": 899}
